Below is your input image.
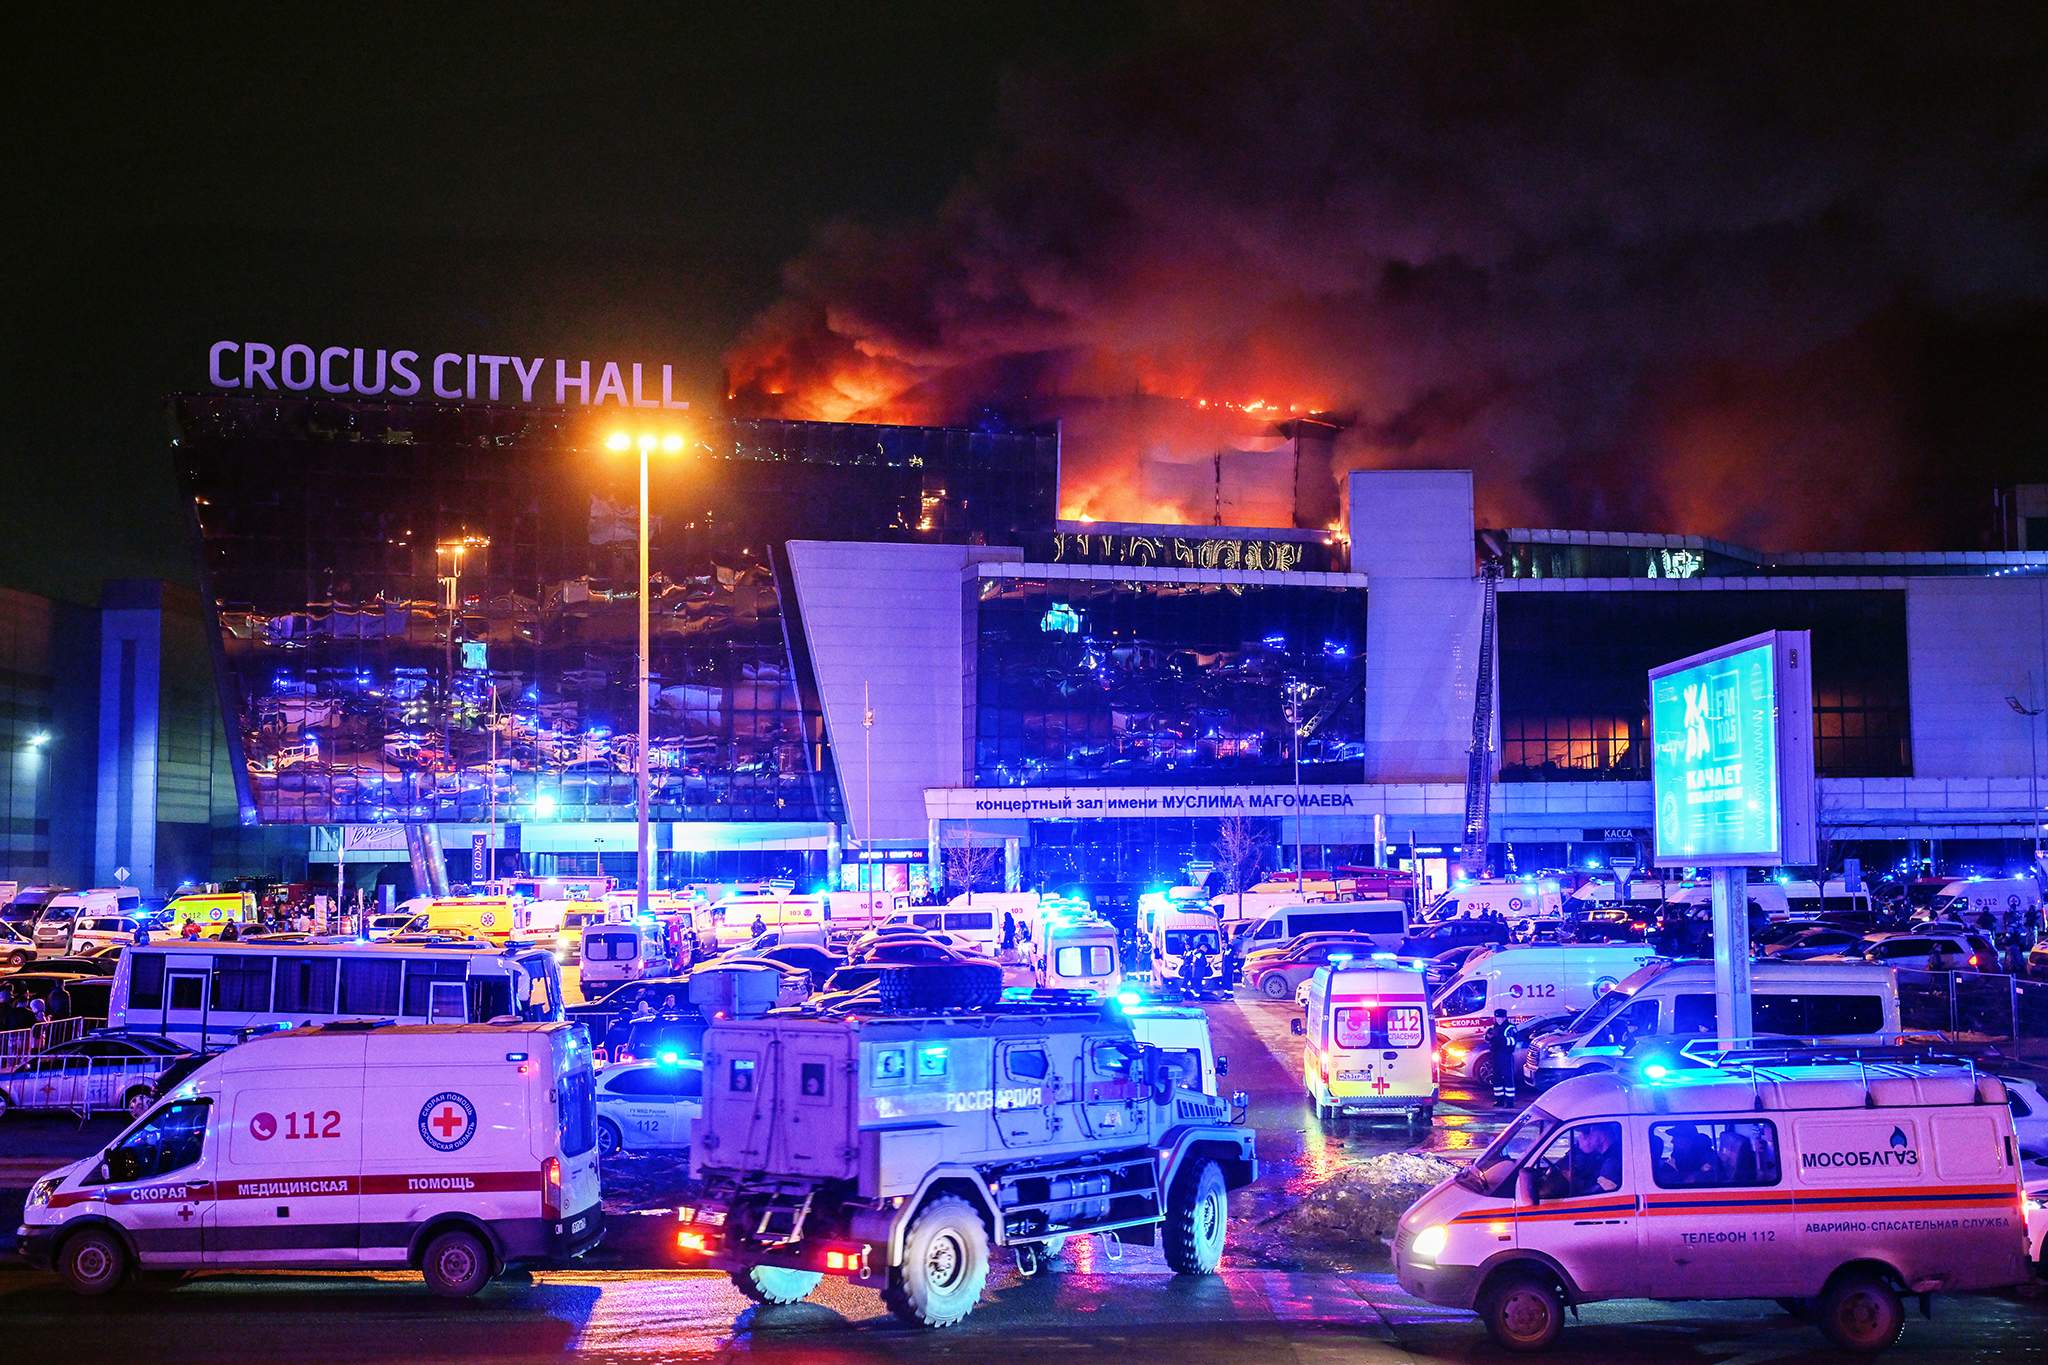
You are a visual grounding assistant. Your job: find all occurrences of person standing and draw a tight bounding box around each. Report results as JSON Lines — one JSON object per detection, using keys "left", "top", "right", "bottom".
{"left": 1483, "top": 1009, "right": 1517, "bottom": 1108}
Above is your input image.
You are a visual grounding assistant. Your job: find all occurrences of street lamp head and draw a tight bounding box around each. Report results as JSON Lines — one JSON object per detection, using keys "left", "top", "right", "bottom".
{"left": 26, "top": 731, "right": 50, "bottom": 749}
{"left": 604, "top": 426, "right": 687, "bottom": 455}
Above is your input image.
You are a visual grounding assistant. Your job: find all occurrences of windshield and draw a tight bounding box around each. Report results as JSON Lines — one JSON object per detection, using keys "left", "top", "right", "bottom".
{"left": 1457, "top": 1107, "right": 1557, "bottom": 1193}
{"left": 1564, "top": 984, "right": 1635, "bottom": 1035}
{"left": 1164, "top": 930, "right": 1219, "bottom": 955}
{"left": 1929, "top": 892, "right": 1963, "bottom": 916}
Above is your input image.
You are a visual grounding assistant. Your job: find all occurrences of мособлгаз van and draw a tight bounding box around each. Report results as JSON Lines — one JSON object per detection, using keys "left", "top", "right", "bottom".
{"left": 1394, "top": 1057, "right": 2031, "bottom": 1352}
{"left": 18, "top": 1021, "right": 604, "bottom": 1297}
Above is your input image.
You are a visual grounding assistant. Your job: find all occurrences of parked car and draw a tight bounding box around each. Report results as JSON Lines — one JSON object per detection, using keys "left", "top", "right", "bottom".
{"left": 364, "top": 913, "right": 425, "bottom": 940}
{"left": 0, "top": 923, "right": 34, "bottom": 971}
{"left": 62, "top": 916, "right": 146, "bottom": 956}
{"left": 611, "top": 1012, "right": 710, "bottom": 1066}
{"left": 19, "top": 956, "right": 116, "bottom": 978}
{"left": 1813, "top": 930, "right": 1998, "bottom": 972}
{"left": 1398, "top": 917, "right": 1511, "bottom": 958}
{"left": 715, "top": 943, "right": 838, "bottom": 980}
{"left": 0, "top": 1033, "right": 198, "bottom": 1118}
{"left": 0, "top": 972, "right": 102, "bottom": 1018}
{"left": 1243, "top": 935, "right": 1386, "bottom": 1000}
{"left": 565, "top": 976, "right": 694, "bottom": 1054}
{"left": 2004, "top": 1075, "right": 2048, "bottom": 1156}
{"left": 1760, "top": 924, "right": 1871, "bottom": 961}
{"left": 595, "top": 1057, "right": 703, "bottom": 1156}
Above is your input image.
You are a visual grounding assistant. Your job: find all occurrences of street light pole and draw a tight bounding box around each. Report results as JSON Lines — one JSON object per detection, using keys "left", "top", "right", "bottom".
{"left": 606, "top": 427, "right": 685, "bottom": 921}
{"left": 636, "top": 437, "right": 652, "bottom": 921}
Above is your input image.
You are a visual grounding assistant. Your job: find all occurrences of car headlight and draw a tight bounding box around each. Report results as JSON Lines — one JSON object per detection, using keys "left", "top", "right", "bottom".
{"left": 27, "top": 1176, "right": 57, "bottom": 1209}
{"left": 1410, "top": 1224, "right": 1448, "bottom": 1262}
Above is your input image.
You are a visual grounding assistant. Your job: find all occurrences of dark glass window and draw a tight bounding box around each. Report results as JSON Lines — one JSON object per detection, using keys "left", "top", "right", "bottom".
{"left": 128, "top": 951, "right": 165, "bottom": 1009}
{"left": 975, "top": 577, "right": 1365, "bottom": 788}
{"left": 175, "top": 397, "right": 1057, "bottom": 828}
{"left": 339, "top": 958, "right": 401, "bottom": 1014}
{"left": 401, "top": 957, "right": 469, "bottom": 1015}
{"left": 212, "top": 956, "right": 272, "bottom": 1012}
{"left": 1498, "top": 590, "right": 1909, "bottom": 781}
{"left": 1650, "top": 1119, "right": 1781, "bottom": 1188}
{"left": 273, "top": 956, "right": 338, "bottom": 1014}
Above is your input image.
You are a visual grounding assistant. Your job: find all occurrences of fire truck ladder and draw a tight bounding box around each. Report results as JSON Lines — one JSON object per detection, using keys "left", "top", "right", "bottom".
{"left": 1459, "top": 558, "right": 1501, "bottom": 880}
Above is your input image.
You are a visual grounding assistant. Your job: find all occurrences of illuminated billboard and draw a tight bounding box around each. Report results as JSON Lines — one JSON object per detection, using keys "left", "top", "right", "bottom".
{"left": 1649, "top": 630, "right": 1816, "bottom": 868}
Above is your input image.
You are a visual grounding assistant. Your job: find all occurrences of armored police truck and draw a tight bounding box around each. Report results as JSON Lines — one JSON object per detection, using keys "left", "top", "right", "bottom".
{"left": 679, "top": 964, "right": 1258, "bottom": 1327}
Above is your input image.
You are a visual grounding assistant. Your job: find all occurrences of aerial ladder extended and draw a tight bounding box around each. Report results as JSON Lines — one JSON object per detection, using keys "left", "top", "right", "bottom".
{"left": 1459, "top": 556, "right": 1502, "bottom": 880}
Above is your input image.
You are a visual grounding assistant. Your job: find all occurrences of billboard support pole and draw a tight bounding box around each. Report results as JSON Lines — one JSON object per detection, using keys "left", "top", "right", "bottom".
{"left": 1711, "top": 865, "right": 1752, "bottom": 1048}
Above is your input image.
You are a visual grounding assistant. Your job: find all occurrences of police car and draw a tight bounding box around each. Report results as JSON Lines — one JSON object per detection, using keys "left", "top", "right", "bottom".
{"left": 595, "top": 1058, "right": 701, "bottom": 1156}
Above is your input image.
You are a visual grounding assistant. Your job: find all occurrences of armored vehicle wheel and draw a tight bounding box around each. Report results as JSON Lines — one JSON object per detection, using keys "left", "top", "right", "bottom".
{"left": 882, "top": 1194, "right": 989, "bottom": 1327}
{"left": 1162, "top": 1159, "right": 1227, "bottom": 1274}
{"left": 1816, "top": 1271, "right": 1905, "bottom": 1353}
{"left": 731, "top": 1264, "right": 823, "bottom": 1305}
{"left": 875, "top": 962, "right": 1003, "bottom": 1012}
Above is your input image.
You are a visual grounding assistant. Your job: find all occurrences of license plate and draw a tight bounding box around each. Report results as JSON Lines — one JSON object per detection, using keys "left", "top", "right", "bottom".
{"left": 569, "top": 1217, "right": 587, "bottom": 1234}
{"left": 1338, "top": 1070, "right": 1368, "bottom": 1082}
{"left": 699, "top": 1207, "right": 727, "bottom": 1227}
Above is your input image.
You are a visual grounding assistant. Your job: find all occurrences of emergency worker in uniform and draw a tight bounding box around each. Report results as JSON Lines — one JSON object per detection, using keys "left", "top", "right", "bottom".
{"left": 1483, "top": 1009, "right": 1516, "bottom": 1107}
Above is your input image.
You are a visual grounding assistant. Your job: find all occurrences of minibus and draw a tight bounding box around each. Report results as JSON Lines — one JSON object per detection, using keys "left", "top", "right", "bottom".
{"left": 1291, "top": 963, "right": 1435, "bottom": 1128}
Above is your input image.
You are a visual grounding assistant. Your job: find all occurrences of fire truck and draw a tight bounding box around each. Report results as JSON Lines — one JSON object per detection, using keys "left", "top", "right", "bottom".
{"left": 677, "top": 964, "right": 1257, "bottom": 1327}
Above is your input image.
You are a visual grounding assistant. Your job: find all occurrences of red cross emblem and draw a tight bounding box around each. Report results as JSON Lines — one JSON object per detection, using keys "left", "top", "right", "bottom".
{"left": 432, "top": 1105, "right": 467, "bottom": 1139}
{"left": 176, "top": 1205, "right": 195, "bottom": 1222}
{"left": 1371, "top": 1074, "right": 1391, "bottom": 1095}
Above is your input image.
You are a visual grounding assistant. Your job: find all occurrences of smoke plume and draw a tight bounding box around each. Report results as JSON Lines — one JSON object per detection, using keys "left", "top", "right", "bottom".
{"left": 724, "top": 3, "right": 2048, "bottom": 548}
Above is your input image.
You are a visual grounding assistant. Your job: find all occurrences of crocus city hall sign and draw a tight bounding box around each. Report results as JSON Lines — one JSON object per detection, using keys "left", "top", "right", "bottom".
{"left": 207, "top": 341, "right": 690, "bottom": 409}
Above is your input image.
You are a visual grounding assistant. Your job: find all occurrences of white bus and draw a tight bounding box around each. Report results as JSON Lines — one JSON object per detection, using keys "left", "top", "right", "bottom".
{"left": 107, "top": 940, "right": 564, "bottom": 1049}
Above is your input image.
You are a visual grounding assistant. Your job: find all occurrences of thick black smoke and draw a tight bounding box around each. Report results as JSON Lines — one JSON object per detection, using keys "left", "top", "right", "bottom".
{"left": 726, "top": 3, "right": 2048, "bottom": 547}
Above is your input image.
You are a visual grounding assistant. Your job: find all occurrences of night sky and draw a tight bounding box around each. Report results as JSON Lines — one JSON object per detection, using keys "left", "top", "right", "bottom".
{"left": 11, "top": 3, "right": 2047, "bottom": 602}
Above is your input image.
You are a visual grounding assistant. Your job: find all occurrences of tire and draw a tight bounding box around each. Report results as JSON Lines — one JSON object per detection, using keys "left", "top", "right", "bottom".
{"left": 1468, "top": 1054, "right": 1495, "bottom": 1090}
{"left": 597, "top": 1118, "right": 623, "bottom": 1158}
{"left": 0, "top": 1088, "right": 12, "bottom": 1119}
{"left": 1259, "top": 973, "right": 1292, "bottom": 1000}
{"left": 875, "top": 962, "right": 1004, "bottom": 1012}
{"left": 1162, "top": 1159, "right": 1228, "bottom": 1275}
{"left": 881, "top": 1194, "right": 990, "bottom": 1328}
{"left": 1479, "top": 1269, "right": 1565, "bottom": 1352}
{"left": 124, "top": 1087, "right": 155, "bottom": 1120}
{"left": 730, "top": 1264, "right": 822, "bottom": 1306}
{"left": 59, "top": 1226, "right": 130, "bottom": 1296}
{"left": 1817, "top": 1271, "right": 1905, "bottom": 1353}
{"left": 5, "top": 949, "right": 27, "bottom": 970}
{"left": 421, "top": 1228, "right": 493, "bottom": 1298}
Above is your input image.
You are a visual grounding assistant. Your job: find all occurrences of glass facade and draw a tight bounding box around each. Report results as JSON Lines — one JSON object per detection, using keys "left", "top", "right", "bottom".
{"left": 175, "top": 396, "right": 1057, "bottom": 825}
{"left": 974, "top": 577, "right": 1365, "bottom": 787}
{"left": 1503, "top": 540, "right": 1758, "bottom": 580}
{"left": 1498, "top": 589, "right": 1911, "bottom": 781}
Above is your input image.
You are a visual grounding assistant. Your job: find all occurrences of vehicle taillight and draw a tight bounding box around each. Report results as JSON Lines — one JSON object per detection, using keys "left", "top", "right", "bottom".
{"left": 542, "top": 1156, "right": 562, "bottom": 1221}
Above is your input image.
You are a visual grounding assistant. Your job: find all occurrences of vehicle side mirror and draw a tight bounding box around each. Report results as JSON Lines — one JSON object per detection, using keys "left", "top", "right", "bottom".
{"left": 1216, "top": 1056, "right": 1229, "bottom": 1076}
{"left": 94, "top": 1159, "right": 112, "bottom": 1185}
{"left": 1289, "top": 1018, "right": 1305, "bottom": 1036}
{"left": 1516, "top": 1168, "right": 1539, "bottom": 1207}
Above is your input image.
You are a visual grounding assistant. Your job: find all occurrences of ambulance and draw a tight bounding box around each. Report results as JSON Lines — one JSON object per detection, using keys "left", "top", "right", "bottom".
{"left": 17, "top": 1020, "right": 604, "bottom": 1297}
{"left": 164, "top": 891, "right": 259, "bottom": 938}
{"left": 1431, "top": 943, "right": 1661, "bottom": 1050}
{"left": 578, "top": 920, "right": 675, "bottom": 994}
{"left": 1290, "top": 962, "right": 1436, "bottom": 1127}
{"left": 1037, "top": 917, "right": 1122, "bottom": 996}
{"left": 415, "top": 894, "right": 527, "bottom": 943}
{"left": 1393, "top": 1055, "right": 2030, "bottom": 1352}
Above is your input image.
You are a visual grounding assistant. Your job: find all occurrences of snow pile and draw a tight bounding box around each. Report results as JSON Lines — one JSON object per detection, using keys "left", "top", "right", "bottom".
{"left": 1279, "top": 1152, "right": 1459, "bottom": 1248}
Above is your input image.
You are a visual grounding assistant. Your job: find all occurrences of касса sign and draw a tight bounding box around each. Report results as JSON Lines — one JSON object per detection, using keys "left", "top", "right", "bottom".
{"left": 207, "top": 340, "right": 689, "bottom": 409}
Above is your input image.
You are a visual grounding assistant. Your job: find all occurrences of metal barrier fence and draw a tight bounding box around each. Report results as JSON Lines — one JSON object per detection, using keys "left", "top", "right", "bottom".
{"left": 0, "top": 1015, "right": 99, "bottom": 1066}
{"left": 1896, "top": 969, "right": 2048, "bottom": 1061}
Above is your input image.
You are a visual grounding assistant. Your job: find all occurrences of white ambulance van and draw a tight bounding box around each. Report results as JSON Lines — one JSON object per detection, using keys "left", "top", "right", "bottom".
{"left": 18, "top": 1020, "right": 602, "bottom": 1297}
{"left": 1038, "top": 918, "right": 1121, "bottom": 996}
{"left": 578, "top": 920, "right": 674, "bottom": 995}
{"left": 1394, "top": 1058, "right": 2030, "bottom": 1352}
{"left": 1432, "top": 944, "right": 1661, "bottom": 1049}
{"left": 1290, "top": 962, "right": 1435, "bottom": 1127}
{"left": 1928, "top": 876, "right": 2042, "bottom": 926}
{"left": 1424, "top": 879, "right": 1566, "bottom": 927}
{"left": 1524, "top": 959, "right": 1904, "bottom": 1089}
